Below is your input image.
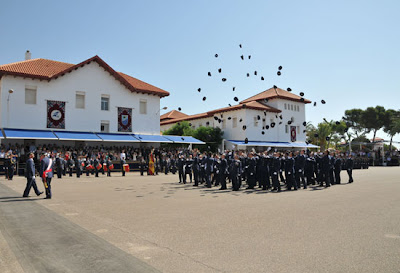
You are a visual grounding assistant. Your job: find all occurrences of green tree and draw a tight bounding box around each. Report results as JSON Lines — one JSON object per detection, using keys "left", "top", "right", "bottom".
{"left": 163, "top": 121, "right": 194, "bottom": 136}
{"left": 193, "top": 126, "right": 224, "bottom": 152}
{"left": 361, "top": 106, "right": 386, "bottom": 143}
{"left": 383, "top": 109, "right": 400, "bottom": 151}
{"left": 343, "top": 108, "right": 368, "bottom": 138}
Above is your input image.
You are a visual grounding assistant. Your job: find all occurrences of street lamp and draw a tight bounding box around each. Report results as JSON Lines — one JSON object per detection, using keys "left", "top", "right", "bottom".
{"left": 156, "top": 106, "right": 168, "bottom": 115}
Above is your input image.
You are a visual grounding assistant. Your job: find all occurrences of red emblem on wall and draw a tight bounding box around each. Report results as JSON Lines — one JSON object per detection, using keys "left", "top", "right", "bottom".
{"left": 290, "top": 126, "right": 297, "bottom": 142}
{"left": 47, "top": 100, "right": 65, "bottom": 129}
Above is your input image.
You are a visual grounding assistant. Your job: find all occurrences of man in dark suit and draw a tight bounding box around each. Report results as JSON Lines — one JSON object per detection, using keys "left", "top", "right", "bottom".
{"left": 204, "top": 153, "right": 214, "bottom": 188}
{"left": 271, "top": 152, "right": 282, "bottom": 192}
{"left": 334, "top": 153, "right": 342, "bottom": 184}
{"left": 40, "top": 152, "right": 54, "bottom": 199}
{"left": 246, "top": 153, "right": 257, "bottom": 189}
{"left": 295, "top": 150, "right": 306, "bottom": 189}
{"left": 218, "top": 154, "right": 228, "bottom": 190}
{"left": 55, "top": 154, "right": 63, "bottom": 179}
{"left": 346, "top": 154, "right": 354, "bottom": 183}
{"left": 321, "top": 150, "right": 331, "bottom": 188}
{"left": 230, "top": 154, "right": 242, "bottom": 191}
{"left": 177, "top": 154, "right": 186, "bottom": 183}
{"left": 23, "top": 152, "right": 43, "bottom": 197}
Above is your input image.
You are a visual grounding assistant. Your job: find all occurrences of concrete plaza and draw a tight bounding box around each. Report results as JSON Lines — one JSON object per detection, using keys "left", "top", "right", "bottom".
{"left": 1, "top": 167, "right": 399, "bottom": 273}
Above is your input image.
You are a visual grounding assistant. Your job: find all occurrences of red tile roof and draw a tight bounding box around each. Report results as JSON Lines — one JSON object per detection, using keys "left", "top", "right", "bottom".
{"left": 240, "top": 86, "right": 311, "bottom": 104}
{"left": 160, "top": 110, "right": 189, "bottom": 121}
{"left": 0, "top": 55, "right": 169, "bottom": 97}
{"left": 160, "top": 101, "right": 281, "bottom": 126}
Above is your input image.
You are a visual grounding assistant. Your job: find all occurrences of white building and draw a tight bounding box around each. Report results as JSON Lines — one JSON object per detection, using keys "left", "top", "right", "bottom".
{"left": 0, "top": 52, "right": 203, "bottom": 147}
{"left": 161, "top": 87, "right": 318, "bottom": 150}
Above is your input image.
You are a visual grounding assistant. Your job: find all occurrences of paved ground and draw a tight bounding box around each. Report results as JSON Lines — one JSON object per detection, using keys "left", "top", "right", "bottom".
{"left": 0, "top": 167, "right": 399, "bottom": 273}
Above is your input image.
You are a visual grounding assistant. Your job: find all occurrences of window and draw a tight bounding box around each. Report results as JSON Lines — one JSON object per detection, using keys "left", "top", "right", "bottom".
{"left": 101, "top": 121, "right": 109, "bottom": 132}
{"left": 232, "top": 117, "right": 237, "bottom": 128}
{"left": 199, "top": 123, "right": 203, "bottom": 127}
{"left": 25, "top": 87, "right": 37, "bottom": 104}
{"left": 291, "top": 104, "right": 294, "bottom": 111}
{"left": 140, "top": 100, "right": 147, "bottom": 114}
{"left": 76, "top": 92, "right": 85, "bottom": 109}
{"left": 101, "top": 96, "right": 109, "bottom": 111}
{"left": 297, "top": 105, "right": 300, "bottom": 112}
{"left": 254, "top": 117, "right": 258, "bottom": 127}
{"left": 285, "top": 125, "right": 289, "bottom": 134}
{"left": 222, "top": 119, "right": 226, "bottom": 129}
{"left": 284, "top": 103, "right": 287, "bottom": 110}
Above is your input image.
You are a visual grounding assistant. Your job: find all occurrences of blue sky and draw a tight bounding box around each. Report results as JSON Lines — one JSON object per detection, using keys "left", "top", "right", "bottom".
{"left": 1, "top": 0, "right": 399, "bottom": 146}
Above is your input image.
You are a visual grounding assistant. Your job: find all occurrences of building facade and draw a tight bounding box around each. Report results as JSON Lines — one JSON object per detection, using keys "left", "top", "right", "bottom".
{"left": 161, "top": 87, "right": 317, "bottom": 150}
{"left": 0, "top": 53, "right": 203, "bottom": 147}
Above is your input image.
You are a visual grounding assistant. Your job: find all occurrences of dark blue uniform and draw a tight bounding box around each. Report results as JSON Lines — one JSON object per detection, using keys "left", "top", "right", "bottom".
{"left": 40, "top": 156, "right": 54, "bottom": 199}
{"left": 345, "top": 157, "right": 354, "bottom": 183}
{"left": 23, "top": 158, "right": 42, "bottom": 197}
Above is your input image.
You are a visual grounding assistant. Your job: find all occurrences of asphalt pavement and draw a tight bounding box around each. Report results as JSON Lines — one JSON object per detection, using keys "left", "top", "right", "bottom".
{"left": 1, "top": 167, "right": 399, "bottom": 273}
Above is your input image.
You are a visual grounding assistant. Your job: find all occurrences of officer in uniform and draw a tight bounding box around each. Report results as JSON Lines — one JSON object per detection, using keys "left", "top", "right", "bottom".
{"left": 75, "top": 156, "right": 81, "bottom": 178}
{"left": 246, "top": 153, "right": 257, "bottom": 189}
{"left": 305, "top": 152, "right": 315, "bottom": 185}
{"left": 40, "top": 152, "right": 54, "bottom": 199}
{"left": 56, "top": 154, "right": 63, "bottom": 179}
{"left": 334, "top": 153, "right": 342, "bottom": 184}
{"left": 68, "top": 156, "right": 74, "bottom": 177}
{"left": 230, "top": 154, "right": 242, "bottom": 191}
{"left": 271, "top": 152, "right": 282, "bottom": 192}
{"left": 218, "top": 154, "right": 228, "bottom": 190}
{"left": 321, "top": 150, "right": 331, "bottom": 187}
{"left": 345, "top": 154, "right": 354, "bottom": 183}
{"left": 185, "top": 154, "right": 193, "bottom": 183}
{"left": 23, "top": 152, "right": 43, "bottom": 197}
{"left": 329, "top": 152, "right": 336, "bottom": 185}
{"left": 204, "top": 153, "right": 214, "bottom": 188}
{"left": 177, "top": 154, "right": 186, "bottom": 183}
{"left": 295, "top": 150, "right": 307, "bottom": 189}
{"left": 285, "top": 152, "right": 296, "bottom": 190}
{"left": 192, "top": 153, "right": 200, "bottom": 186}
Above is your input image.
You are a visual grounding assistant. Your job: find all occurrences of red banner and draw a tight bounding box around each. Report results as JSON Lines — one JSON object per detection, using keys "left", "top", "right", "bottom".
{"left": 290, "top": 126, "right": 297, "bottom": 142}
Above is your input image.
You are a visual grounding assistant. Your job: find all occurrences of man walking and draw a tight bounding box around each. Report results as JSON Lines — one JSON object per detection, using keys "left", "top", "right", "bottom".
{"left": 40, "top": 152, "right": 54, "bottom": 199}
{"left": 23, "top": 152, "right": 43, "bottom": 197}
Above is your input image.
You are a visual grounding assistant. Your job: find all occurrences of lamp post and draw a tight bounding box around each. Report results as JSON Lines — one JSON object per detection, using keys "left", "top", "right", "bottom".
{"left": 156, "top": 106, "right": 168, "bottom": 115}
{"left": 7, "top": 89, "right": 14, "bottom": 128}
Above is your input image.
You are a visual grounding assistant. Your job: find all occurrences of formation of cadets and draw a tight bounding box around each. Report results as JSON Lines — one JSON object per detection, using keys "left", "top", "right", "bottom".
{"left": 53, "top": 149, "right": 134, "bottom": 179}
{"left": 161, "top": 149, "right": 355, "bottom": 191}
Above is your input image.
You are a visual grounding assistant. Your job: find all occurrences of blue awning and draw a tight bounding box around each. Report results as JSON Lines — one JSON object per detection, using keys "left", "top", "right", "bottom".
{"left": 162, "top": 135, "right": 205, "bottom": 144}
{"left": 290, "top": 142, "right": 319, "bottom": 148}
{"left": 228, "top": 140, "right": 292, "bottom": 148}
{"left": 3, "top": 128, "right": 57, "bottom": 140}
{"left": 133, "top": 134, "right": 173, "bottom": 143}
{"left": 228, "top": 140, "right": 319, "bottom": 148}
{"left": 53, "top": 131, "right": 101, "bottom": 141}
{"left": 0, "top": 130, "right": 4, "bottom": 139}
{"left": 96, "top": 133, "right": 140, "bottom": 142}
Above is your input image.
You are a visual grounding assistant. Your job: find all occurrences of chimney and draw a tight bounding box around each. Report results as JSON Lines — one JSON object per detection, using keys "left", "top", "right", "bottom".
{"left": 25, "top": 50, "right": 31, "bottom": 60}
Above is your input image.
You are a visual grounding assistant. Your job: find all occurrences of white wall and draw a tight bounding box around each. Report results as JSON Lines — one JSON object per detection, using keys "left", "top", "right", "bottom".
{"left": 0, "top": 62, "right": 162, "bottom": 134}
{"left": 160, "top": 99, "right": 307, "bottom": 143}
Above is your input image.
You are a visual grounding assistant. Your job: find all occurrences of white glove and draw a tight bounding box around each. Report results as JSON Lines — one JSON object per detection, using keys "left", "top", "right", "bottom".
{"left": 288, "top": 172, "right": 291, "bottom": 175}
{"left": 273, "top": 172, "right": 277, "bottom": 175}
{"left": 32, "top": 176, "right": 35, "bottom": 179}
{"left": 299, "top": 170, "right": 302, "bottom": 173}
{"left": 250, "top": 173, "right": 253, "bottom": 176}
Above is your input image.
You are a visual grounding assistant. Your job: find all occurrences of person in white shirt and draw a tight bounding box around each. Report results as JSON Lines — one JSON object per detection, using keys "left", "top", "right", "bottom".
{"left": 120, "top": 150, "right": 127, "bottom": 176}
